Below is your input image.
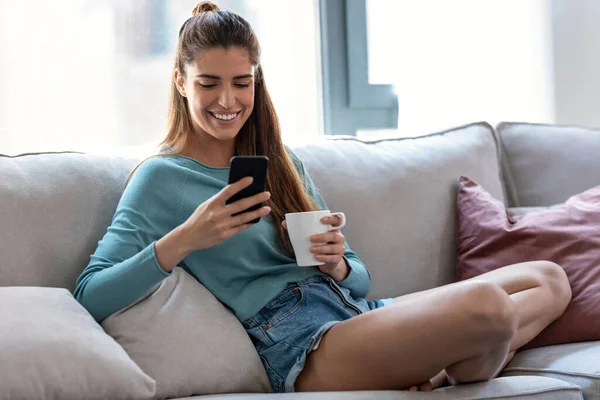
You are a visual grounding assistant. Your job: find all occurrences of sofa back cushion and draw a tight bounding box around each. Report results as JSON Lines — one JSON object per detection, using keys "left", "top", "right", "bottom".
{"left": 294, "top": 122, "right": 504, "bottom": 299}
{"left": 0, "top": 152, "right": 139, "bottom": 291}
{"left": 1, "top": 123, "right": 503, "bottom": 300}
{"left": 497, "top": 122, "right": 600, "bottom": 207}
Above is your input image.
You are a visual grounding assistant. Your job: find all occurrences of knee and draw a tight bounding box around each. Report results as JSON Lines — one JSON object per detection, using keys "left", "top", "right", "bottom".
{"left": 461, "top": 281, "right": 517, "bottom": 342}
{"left": 536, "top": 261, "right": 572, "bottom": 316}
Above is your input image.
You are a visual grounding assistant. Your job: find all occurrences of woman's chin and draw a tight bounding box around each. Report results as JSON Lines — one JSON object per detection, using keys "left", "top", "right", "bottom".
{"left": 211, "top": 119, "right": 247, "bottom": 139}
{"left": 210, "top": 126, "right": 241, "bottom": 141}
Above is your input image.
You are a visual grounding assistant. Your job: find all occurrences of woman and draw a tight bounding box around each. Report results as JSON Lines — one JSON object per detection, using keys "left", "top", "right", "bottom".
{"left": 74, "top": 2, "right": 572, "bottom": 393}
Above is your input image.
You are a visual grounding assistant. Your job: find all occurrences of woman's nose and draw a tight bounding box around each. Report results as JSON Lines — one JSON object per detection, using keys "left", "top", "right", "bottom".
{"left": 218, "top": 87, "right": 235, "bottom": 109}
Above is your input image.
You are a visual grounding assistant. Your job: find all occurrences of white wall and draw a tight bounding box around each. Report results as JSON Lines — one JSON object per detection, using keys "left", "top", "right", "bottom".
{"left": 0, "top": 0, "right": 321, "bottom": 155}
{"left": 0, "top": 1, "right": 120, "bottom": 154}
{"left": 551, "top": 0, "right": 600, "bottom": 128}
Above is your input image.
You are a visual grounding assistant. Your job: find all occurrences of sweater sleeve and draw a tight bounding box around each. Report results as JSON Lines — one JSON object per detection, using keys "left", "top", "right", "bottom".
{"left": 74, "top": 157, "right": 181, "bottom": 322}
{"left": 287, "top": 149, "right": 372, "bottom": 299}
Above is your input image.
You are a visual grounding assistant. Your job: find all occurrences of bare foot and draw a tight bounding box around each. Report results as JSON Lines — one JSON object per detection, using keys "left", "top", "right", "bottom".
{"left": 408, "top": 370, "right": 449, "bottom": 392}
{"left": 410, "top": 351, "right": 516, "bottom": 391}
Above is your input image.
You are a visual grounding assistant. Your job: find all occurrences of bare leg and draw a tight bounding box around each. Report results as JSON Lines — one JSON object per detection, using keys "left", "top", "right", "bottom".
{"left": 296, "top": 261, "right": 570, "bottom": 392}
{"left": 470, "top": 261, "right": 571, "bottom": 351}
{"left": 296, "top": 280, "right": 518, "bottom": 391}
{"left": 409, "top": 261, "right": 571, "bottom": 391}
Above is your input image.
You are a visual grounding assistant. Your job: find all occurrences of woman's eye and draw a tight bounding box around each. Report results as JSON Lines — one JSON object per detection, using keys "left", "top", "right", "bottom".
{"left": 199, "top": 83, "right": 216, "bottom": 88}
{"left": 234, "top": 83, "right": 250, "bottom": 88}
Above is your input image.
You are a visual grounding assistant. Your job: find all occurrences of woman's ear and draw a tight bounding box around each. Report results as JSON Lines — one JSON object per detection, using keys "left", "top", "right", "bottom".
{"left": 174, "top": 69, "right": 187, "bottom": 97}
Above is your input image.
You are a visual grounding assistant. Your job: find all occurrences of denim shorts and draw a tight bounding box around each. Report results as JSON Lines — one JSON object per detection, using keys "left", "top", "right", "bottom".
{"left": 241, "top": 274, "right": 394, "bottom": 393}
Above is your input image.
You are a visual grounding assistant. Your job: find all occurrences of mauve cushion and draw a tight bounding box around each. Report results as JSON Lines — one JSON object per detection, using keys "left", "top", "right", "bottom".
{"left": 456, "top": 176, "right": 600, "bottom": 349}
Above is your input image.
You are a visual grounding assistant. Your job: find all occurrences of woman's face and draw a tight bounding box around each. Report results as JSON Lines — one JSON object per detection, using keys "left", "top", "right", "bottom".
{"left": 176, "top": 46, "right": 255, "bottom": 143}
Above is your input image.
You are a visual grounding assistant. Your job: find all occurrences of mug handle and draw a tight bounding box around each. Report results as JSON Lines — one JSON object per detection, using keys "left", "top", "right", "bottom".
{"left": 327, "top": 212, "right": 346, "bottom": 230}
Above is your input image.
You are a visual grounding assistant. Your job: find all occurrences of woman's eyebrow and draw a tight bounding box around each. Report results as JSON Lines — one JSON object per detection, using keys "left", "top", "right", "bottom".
{"left": 195, "top": 74, "right": 253, "bottom": 80}
{"left": 196, "top": 74, "right": 220, "bottom": 79}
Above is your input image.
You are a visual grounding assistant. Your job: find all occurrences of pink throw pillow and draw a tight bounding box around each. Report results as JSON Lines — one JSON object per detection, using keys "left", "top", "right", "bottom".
{"left": 456, "top": 176, "right": 600, "bottom": 349}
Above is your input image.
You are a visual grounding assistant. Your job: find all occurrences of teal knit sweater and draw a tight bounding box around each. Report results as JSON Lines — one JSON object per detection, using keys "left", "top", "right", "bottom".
{"left": 74, "top": 151, "right": 371, "bottom": 322}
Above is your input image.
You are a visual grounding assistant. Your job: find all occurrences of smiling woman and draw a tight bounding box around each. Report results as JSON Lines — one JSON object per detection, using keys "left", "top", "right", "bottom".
{"left": 160, "top": 3, "right": 264, "bottom": 167}
{"left": 70, "top": 1, "right": 572, "bottom": 396}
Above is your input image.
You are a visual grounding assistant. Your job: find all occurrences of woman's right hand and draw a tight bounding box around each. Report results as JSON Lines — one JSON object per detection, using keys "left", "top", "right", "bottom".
{"left": 180, "top": 177, "right": 271, "bottom": 252}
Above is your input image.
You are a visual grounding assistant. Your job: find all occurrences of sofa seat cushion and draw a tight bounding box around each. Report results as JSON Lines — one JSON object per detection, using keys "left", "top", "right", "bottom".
{"left": 0, "top": 286, "right": 156, "bottom": 400}
{"left": 502, "top": 341, "right": 600, "bottom": 400}
{"left": 293, "top": 122, "right": 504, "bottom": 299}
{"left": 177, "top": 376, "right": 582, "bottom": 399}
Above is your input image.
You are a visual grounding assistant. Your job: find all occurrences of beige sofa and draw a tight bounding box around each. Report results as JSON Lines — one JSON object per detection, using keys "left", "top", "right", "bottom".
{"left": 1, "top": 122, "right": 599, "bottom": 400}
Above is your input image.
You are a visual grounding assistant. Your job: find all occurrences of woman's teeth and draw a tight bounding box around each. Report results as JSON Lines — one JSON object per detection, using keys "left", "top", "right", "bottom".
{"left": 212, "top": 112, "right": 237, "bottom": 121}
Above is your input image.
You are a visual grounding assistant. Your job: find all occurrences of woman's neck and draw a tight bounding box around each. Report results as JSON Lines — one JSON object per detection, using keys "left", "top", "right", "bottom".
{"left": 182, "top": 134, "right": 235, "bottom": 167}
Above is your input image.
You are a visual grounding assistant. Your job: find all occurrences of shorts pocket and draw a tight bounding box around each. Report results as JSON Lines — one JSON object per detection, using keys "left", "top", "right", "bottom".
{"left": 260, "top": 286, "right": 304, "bottom": 328}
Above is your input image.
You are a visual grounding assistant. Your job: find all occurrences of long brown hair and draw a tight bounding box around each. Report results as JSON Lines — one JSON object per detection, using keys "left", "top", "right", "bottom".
{"left": 127, "top": 1, "right": 318, "bottom": 255}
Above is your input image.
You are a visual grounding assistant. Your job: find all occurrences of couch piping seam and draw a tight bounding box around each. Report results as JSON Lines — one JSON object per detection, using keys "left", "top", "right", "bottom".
{"left": 467, "top": 386, "right": 581, "bottom": 400}
{"left": 0, "top": 150, "right": 84, "bottom": 158}
{"left": 503, "top": 367, "right": 600, "bottom": 380}
{"left": 327, "top": 121, "right": 494, "bottom": 145}
{"left": 498, "top": 121, "right": 600, "bottom": 133}
{"left": 490, "top": 125, "right": 510, "bottom": 206}
{"left": 495, "top": 122, "right": 521, "bottom": 207}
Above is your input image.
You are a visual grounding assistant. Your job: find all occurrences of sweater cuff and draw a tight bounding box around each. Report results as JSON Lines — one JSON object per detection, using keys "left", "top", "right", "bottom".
{"left": 150, "top": 241, "right": 172, "bottom": 277}
{"left": 337, "top": 256, "right": 361, "bottom": 289}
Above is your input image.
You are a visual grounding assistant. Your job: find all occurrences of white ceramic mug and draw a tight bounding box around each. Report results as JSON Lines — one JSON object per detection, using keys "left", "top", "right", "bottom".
{"left": 285, "top": 210, "right": 346, "bottom": 267}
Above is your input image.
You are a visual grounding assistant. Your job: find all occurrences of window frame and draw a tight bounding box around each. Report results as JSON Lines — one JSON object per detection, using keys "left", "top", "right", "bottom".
{"left": 319, "top": 0, "right": 398, "bottom": 135}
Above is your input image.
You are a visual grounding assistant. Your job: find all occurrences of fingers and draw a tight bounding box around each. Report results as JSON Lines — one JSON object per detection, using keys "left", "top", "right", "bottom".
{"left": 310, "top": 232, "right": 345, "bottom": 264}
{"left": 226, "top": 191, "right": 271, "bottom": 216}
{"left": 282, "top": 220, "right": 287, "bottom": 230}
{"left": 320, "top": 215, "right": 342, "bottom": 227}
{"left": 310, "top": 244, "right": 345, "bottom": 256}
{"left": 310, "top": 243, "right": 345, "bottom": 265}
{"left": 310, "top": 231, "right": 344, "bottom": 244}
{"left": 216, "top": 176, "right": 254, "bottom": 203}
{"left": 231, "top": 205, "right": 271, "bottom": 227}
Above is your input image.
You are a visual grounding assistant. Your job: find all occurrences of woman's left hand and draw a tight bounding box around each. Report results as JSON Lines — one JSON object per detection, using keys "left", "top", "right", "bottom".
{"left": 282, "top": 215, "right": 349, "bottom": 280}
{"left": 310, "top": 215, "right": 349, "bottom": 280}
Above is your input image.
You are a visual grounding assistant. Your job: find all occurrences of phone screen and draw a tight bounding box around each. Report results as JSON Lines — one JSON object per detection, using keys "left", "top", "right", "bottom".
{"left": 226, "top": 156, "right": 269, "bottom": 223}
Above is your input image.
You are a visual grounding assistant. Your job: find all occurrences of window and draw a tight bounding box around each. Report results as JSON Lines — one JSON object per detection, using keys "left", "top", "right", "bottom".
{"left": 319, "top": 0, "right": 398, "bottom": 136}
{"left": 363, "top": 0, "right": 554, "bottom": 138}
{"left": 320, "top": 0, "right": 600, "bottom": 139}
{"left": 0, "top": 0, "right": 321, "bottom": 155}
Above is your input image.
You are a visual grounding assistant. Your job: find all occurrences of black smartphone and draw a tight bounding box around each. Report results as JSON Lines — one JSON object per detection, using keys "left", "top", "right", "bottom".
{"left": 226, "top": 156, "right": 269, "bottom": 224}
